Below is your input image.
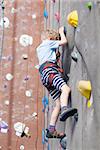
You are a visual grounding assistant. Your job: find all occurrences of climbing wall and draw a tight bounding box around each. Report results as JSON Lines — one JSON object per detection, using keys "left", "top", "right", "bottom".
{"left": 0, "top": 0, "right": 44, "bottom": 149}
{"left": 66, "top": 1, "right": 100, "bottom": 150}
{"left": 43, "top": 0, "right": 100, "bottom": 150}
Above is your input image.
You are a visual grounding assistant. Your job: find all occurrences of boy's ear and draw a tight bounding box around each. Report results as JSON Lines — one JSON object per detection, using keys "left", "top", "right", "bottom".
{"left": 50, "top": 37, "right": 53, "bottom": 40}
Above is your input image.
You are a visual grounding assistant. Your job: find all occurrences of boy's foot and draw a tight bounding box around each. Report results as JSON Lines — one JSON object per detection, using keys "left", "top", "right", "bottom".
{"left": 60, "top": 107, "right": 78, "bottom": 121}
{"left": 46, "top": 129, "right": 66, "bottom": 139}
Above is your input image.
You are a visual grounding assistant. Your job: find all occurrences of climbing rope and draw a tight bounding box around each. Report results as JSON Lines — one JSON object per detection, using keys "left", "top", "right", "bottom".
{"left": 34, "top": 1, "right": 44, "bottom": 149}
{"left": 0, "top": 0, "right": 5, "bottom": 60}
{"left": 0, "top": 0, "right": 5, "bottom": 100}
{"left": 0, "top": 1, "right": 4, "bottom": 58}
{"left": 43, "top": 0, "right": 49, "bottom": 149}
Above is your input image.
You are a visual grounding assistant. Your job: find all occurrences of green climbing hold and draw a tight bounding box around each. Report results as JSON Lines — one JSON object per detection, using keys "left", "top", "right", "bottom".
{"left": 86, "top": 2, "right": 93, "bottom": 10}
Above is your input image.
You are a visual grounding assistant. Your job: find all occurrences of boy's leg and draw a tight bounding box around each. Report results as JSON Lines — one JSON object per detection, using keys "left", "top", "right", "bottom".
{"left": 52, "top": 74, "right": 77, "bottom": 121}
{"left": 60, "top": 84, "right": 71, "bottom": 107}
{"left": 60, "top": 84, "right": 77, "bottom": 121}
{"left": 47, "top": 99, "right": 65, "bottom": 138}
{"left": 49, "top": 98, "right": 60, "bottom": 127}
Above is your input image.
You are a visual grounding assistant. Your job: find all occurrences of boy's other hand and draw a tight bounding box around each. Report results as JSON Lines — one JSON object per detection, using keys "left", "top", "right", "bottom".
{"left": 59, "top": 26, "right": 64, "bottom": 34}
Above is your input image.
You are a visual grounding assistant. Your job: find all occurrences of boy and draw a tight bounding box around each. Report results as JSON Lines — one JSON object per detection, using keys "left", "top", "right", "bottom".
{"left": 36, "top": 26, "right": 77, "bottom": 138}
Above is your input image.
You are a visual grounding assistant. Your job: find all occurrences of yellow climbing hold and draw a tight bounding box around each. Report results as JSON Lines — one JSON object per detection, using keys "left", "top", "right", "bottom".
{"left": 87, "top": 94, "right": 93, "bottom": 108}
{"left": 78, "top": 80, "right": 92, "bottom": 100}
{"left": 87, "top": 100, "right": 92, "bottom": 108}
{"left": 67, "top": 10, "right": 78, "bottom": 27}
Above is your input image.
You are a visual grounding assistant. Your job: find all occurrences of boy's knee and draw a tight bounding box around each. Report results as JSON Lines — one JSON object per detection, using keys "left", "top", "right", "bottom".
{"left": 61, "top": 84, "right": 71, "bottom": 93}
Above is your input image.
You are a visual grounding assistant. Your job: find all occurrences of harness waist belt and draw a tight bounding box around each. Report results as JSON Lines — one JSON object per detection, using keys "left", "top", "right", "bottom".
{"left": 39, "top": 61, "right": 63, "bottom": 74}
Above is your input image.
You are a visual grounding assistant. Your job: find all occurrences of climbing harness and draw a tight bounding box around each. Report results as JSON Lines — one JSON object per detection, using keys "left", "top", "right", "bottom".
{"left": 39, "top": 61, "right": 64, "bottom": 87}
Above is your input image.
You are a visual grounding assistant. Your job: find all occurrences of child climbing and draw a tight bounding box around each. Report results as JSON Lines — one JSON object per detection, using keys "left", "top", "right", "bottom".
{"left": 36, "top": 26, "right": 77, "bottom": 138}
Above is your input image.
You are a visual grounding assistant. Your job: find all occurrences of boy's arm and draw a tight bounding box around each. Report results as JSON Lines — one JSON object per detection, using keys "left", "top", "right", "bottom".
{"left": 58, "top": 26, "right": 67, "bottom": 46}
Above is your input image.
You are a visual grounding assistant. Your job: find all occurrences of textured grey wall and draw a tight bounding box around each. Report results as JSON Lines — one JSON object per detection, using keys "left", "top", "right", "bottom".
{"left": 45, "top": 0, "right": 100, "bottom": 150}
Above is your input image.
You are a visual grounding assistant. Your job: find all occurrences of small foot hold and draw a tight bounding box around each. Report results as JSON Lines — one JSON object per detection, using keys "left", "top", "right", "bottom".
{"left": 60, "top": 136, "right": 67, "bottom": 149}
{"left": 74, "top": 112, "right": 78, "bottom": 122}
{"left": 71, "top": 51, "right": 78, "bottom": 62}
{"left": 60, "top": 108, "right": 78, "bottom": 122}
{"left": 46, "top": 129, "right": 66, "bottom": 139}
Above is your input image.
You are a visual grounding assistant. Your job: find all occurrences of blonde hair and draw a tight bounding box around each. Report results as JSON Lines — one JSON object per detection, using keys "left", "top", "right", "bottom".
{"left": 41, "top": 29, "right": 60, "bottom": 40}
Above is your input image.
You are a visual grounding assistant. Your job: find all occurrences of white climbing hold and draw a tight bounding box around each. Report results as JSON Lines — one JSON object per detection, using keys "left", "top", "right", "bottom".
{"left": 32, "top": 14, "right": 37, "bottom": 19}
{"left": 14, "top": 122, "right": 25, "bottom": 137}
{"left": 35, "top": 65, "right": 39, "bottom": 69}
{"left": 32, "top": 112, "right": 37, "bottom": 117}
{"left": 20, "top": 145, "right": 25, "bottom": 150}
{"left": 4, "top": 100, "right": 10, "bottom": 106}
{"left": 11, "top": 7, "right": 17, "bottom": 14}
{"left": 3, "top": 64, "right": 9, "bottom": 68}
{"left": 19, "top": 34, "right": 33, "bottom": 47}
{"left": 1, "top": 56, "right": 7, "bottom": 60}
{"left": 22, "top": 54, "right": 28, "bottom": 59}
{"left": 25, "top": 90, "right": 32, "bottom": 97}
{"left": 6, "top": 73, "right": 13, "bottom": 81}
{"left": 0, "top": 17, "right": 10, "bottom": 28}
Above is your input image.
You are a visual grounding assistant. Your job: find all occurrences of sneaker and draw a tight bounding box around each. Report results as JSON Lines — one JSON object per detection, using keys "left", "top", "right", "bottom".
{"left": 46, "top": 129, "right": 66, "bottom": 139}
{"left": 60, "top": 108, "right": 78, "bottom": 121}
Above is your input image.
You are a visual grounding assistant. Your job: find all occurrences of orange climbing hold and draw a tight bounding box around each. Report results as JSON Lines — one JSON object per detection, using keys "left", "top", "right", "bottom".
{"left": 78, "top": 80, "right": 92, "bottom": 100}
{"left": 67, "top": 10, "right": 78, "bottom": 27}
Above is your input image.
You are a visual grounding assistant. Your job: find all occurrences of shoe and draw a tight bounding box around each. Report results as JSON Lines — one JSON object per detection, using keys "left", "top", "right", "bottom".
{"left": 46, "top": 129, "right": 66, "bottom": 139}
{"left": 60, "top": 107, "right": 77, "bottom": 121}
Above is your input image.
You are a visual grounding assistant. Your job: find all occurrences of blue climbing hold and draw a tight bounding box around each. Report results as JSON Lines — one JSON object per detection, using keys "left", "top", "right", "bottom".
{"left": 42, "top": 129, "right": 45, "bottom": 144}
{"left": 42, "top": 129, "right": 48, "bottom": 144}
{"left": 42, "top": 96, "right": 49, "bottom": 112}
{"left": 44, "top": 8, "right": 48, "bottom": 19}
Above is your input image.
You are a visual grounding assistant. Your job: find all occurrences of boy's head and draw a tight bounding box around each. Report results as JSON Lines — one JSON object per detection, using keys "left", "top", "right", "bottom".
{"left": 41, "top": 29, "right": 60, "bottom": 41}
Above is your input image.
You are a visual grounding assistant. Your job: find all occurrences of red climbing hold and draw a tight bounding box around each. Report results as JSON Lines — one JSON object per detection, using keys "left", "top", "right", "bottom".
{"left": 55, "top": 12, "right": 60, "bottom": 22}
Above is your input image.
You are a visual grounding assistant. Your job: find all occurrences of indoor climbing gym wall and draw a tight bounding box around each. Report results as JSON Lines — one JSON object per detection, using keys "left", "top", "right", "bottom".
{"left": 43, "top": 0, "right": 100, "bottom": 150}
{"left": 0, "top": 0, "right": 44, "bottom": 150}
{"left": 1, "top": 0, "right": 100, "bottom": 150}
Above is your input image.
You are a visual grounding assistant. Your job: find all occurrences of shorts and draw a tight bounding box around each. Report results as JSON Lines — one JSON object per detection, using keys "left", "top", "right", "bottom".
{"left": 39, "top": 62, "right": 66, "bottom": 101}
